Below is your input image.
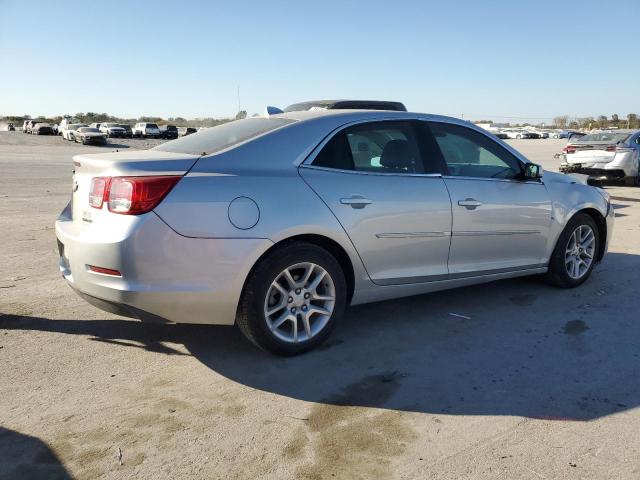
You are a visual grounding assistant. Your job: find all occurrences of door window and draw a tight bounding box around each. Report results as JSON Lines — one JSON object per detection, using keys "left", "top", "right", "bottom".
{"left": 428, "top": 122, "right": 522, "bottom": 179}
{"left": 313, "top": 121, "right": 425, "bottom": 174}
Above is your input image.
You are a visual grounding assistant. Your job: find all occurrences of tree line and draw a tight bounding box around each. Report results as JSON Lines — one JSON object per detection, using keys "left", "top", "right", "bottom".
{"left": 552, "top": 113, "right": 639, "bottom": 130}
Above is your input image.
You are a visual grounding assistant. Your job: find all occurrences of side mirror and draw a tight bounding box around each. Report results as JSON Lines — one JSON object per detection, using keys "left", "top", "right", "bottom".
{"left": 523, "top": 163, "right": 543, "bottom": 180}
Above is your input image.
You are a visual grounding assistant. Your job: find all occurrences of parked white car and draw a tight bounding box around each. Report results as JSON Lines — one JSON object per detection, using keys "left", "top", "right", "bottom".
{"left": 133, "top": 122, "right": 160, "bottom": 138}
{"left": 560, "top": 130, "right": 640, "bottom": 186}
{"left": 58, "top": 117, "right": 80, "bottom": 134}
{"left": 61, "top": 124, "right": 88, "bottom": 141}
{"left": 501, "top": 129, "right": 530, "bottom": 139}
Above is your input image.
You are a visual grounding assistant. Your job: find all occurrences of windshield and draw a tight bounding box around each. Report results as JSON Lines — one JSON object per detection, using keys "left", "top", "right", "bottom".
{"left": 577, "top": 132, "right": 630, "bottom": 143}
{"left": 154, "top": 117, "right": 295, "bottom": 155}
{"left": 147, "top": 123, "right": 159, "bottom": 129}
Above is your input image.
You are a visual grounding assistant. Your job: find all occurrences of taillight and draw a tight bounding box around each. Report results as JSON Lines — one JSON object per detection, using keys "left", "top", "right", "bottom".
{"left": 563, "top": 145, "right": 576, "bottom": 154}
{"left": 88, "top": 176, "right": 181, "bottom": 214}
{"left": 89, "top": 177, "right": 110, "bottom": 208}
{"left": 606, "top": 145, "right": 616, "bottom": 152}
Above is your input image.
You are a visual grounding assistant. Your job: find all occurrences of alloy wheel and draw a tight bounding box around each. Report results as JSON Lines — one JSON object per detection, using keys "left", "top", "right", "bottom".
{"left": 263, "top": 262, "right": 336, "bottom": 343}
{"left": 565, "top": 225, "right": 595, "bottom": 279}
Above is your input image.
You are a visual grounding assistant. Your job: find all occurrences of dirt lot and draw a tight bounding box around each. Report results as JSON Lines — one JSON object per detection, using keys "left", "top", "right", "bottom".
{"left": 1, "top": 132, "right": 639, "bottom": 479}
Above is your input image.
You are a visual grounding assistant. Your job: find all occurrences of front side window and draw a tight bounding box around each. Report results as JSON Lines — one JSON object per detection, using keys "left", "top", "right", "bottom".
{"left": 428, "top": 122, "right": 522, "bottom": 179}
{"left": 313, "top": 121, "right": 424, "bottom": 174}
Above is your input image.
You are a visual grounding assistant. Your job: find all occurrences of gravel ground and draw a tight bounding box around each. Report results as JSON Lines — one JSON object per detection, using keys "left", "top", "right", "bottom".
{"left": 1, "top": 132, "right": 640, "bottom": 479}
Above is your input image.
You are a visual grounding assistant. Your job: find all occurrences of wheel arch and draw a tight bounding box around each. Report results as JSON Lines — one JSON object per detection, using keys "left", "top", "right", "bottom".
{"left": 575, "top": 207, "right": 607, "bottom": 262}
{"left": 239, "top": 233, "right": 356, "bottom": 306}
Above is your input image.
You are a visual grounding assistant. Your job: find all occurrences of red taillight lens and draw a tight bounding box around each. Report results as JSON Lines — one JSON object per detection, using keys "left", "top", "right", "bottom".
{"left": 606, "top": 145, "right": 616, "bottom": 152}
{"left": 89, "top": 177, "right": 110, "bottom": 209}
{"left": 89, "top": 175, "right": 181, "bottom": 214}
{"left": 563, "top": 146, "right": 576, "bottom": 154}
{"left": 107, "top": 176, "right": 181, "bottom": 215}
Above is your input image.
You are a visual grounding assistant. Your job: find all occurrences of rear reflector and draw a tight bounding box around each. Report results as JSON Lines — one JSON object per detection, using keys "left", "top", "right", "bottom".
{"left": 88, "top": 265, "right": 122, "bottom": 276}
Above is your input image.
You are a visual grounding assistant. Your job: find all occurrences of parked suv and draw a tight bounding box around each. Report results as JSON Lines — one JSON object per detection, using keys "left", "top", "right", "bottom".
{"left": 118, "top": 124, "right": 133, "bottom": 138}
{"left": 133, "top": 122, "right": 161, "bottom": 138}
{"left": 99, "top": 123, "right": 126, "bottom": 138}
{"left": 31, "top": 123, "right": 54, "bottom": 135}
{"left": 159, "top": 125, "right": 179, "bottom": 139}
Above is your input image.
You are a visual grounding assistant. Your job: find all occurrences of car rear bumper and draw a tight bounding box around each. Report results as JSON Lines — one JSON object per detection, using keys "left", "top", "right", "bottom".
{"left": 559, "top": 163, "right": 627, "bottom": 180}
{"left": 55, "top": 205, "right": 273, "bottom": 325}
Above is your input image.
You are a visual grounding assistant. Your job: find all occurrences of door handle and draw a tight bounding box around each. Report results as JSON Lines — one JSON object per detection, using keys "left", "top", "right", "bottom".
{"left": 458, "top": 198, "right": 482, "bottom": 210}
{"left": 340, "top": 195, "right": 373, "bottom": 209}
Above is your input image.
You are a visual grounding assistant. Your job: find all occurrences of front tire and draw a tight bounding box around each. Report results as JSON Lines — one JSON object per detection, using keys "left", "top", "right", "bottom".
{"left": 236, "top": 242, "right": 347, "bottom": 355}
{"left": 625, "top": 175, "right": 640, "bottom": 187}
{"left": 546, "top": 213, "right": 599, "bottom": 288}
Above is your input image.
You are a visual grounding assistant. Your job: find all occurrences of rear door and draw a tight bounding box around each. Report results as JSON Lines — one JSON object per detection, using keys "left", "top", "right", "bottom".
{"left": 426, "top": 121, "right": 552, "bottom": 275}
{"left": 299, "top": 120, "right": 452, "bottom": 285}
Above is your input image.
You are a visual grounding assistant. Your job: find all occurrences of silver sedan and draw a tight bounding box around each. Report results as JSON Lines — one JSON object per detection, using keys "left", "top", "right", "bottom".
{"left": 55, "top": 110, "right": 614, "bottom": 355}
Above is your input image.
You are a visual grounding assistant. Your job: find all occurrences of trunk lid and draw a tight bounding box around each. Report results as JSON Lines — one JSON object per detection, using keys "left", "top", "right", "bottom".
{"left": 70, "top": 150, "right": 200, "bottom": 226}
{"left": 566, "top": 141, "right": 620, "bottom": 164}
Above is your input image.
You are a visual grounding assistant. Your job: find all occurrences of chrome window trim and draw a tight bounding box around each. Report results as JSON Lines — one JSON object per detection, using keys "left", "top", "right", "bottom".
{"left": 442, "top": 174, "right": 544, "bottom": 185}
{"left": 299, "top": 164, "right": 442, "bottom": 179}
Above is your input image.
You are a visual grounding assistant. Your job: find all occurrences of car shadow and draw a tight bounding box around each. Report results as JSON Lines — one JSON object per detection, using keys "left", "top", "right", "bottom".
{"left": 0, "top": 428, "right": 73, "bottom": 480}
{"left": 1, "top": 252, "right": 638, "bottom": 422}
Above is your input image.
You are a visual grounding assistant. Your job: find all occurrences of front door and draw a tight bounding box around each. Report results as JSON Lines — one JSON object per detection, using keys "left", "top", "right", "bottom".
{"left": 427, "top": 121, "right": 552, "bottom": 275}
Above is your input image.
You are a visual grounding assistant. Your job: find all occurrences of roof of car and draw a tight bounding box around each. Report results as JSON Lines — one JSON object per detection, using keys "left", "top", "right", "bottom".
{"left": 284, "top": 99, "right": 407, "bottom": 113}
{"left": 272, "top": 108, "right": 462, "bottom": 125}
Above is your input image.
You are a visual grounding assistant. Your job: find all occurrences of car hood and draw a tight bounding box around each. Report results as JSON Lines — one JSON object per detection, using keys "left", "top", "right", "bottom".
{"left": 81, "top": 132, "right": 106, "bottom": 137}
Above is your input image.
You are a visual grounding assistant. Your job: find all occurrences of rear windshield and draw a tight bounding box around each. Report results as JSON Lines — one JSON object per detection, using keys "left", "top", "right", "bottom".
{"left": 577, "top": 132, "right": 630, "bottom": 143}
{"left": 154, "top": 117, "right": 295, "bottom": 155}
{"left": 147, "top": 123, "right": 159, "bottom": 129}
{"left": 166, "top": 125, "right": 177, "bottom": 131}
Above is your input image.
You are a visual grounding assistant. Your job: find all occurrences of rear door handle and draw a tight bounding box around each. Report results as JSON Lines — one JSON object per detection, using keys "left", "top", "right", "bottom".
{"left": 340, "top": 195, "right": 373, "bottom": 209}
{"left": 458, "top": 198, "right": 482, "bottom": 210}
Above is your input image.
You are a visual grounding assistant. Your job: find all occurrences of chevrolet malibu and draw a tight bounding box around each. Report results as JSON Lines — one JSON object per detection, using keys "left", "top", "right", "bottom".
{"left": 56, "top": 110, "right": 614, "bottom": 355}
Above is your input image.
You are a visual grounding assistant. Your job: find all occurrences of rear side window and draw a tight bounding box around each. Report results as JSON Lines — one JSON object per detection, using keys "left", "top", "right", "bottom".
{"left": 154, "top": 118, "right": 294, "bottom": 155}
{"left": 313, "top": 121, "right": 426, "bottom": 174}
{"left": 428, "top": 122, "right": 522, "bottom": 179}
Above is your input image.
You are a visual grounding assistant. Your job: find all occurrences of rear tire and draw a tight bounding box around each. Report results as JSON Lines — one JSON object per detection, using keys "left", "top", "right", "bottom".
{"left": 546, "top": 213, "right": 599, "bottom": 288}
{"left": 236, "top": 242, "right": 347, "bottom": 356}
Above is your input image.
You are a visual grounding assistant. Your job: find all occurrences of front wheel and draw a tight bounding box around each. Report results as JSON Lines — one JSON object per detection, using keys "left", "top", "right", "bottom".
{"left": 236, "top": 243, "right": 347, "bottom": 355}
{"left": 625, "top": 175, "right": 640, "bottom": 187}
{"left": 546, "top": 213, "right": 599, "bottom": 288}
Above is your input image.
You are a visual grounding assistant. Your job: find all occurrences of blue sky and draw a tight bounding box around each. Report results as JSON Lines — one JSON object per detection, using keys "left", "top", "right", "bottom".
{"left": 1, "top": 0, "right": 637, "bottom": 122}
